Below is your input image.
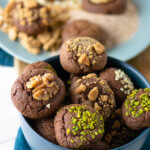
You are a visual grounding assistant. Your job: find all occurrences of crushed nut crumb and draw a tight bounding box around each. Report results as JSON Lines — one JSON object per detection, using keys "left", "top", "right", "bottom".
{"left": 88, "top": 87, "right": 99, "bottom": 101}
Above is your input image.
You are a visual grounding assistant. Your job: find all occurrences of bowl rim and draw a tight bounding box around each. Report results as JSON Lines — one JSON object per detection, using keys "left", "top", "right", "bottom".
{"left": 20, "top": 56, "right": 150, "bottom": 150}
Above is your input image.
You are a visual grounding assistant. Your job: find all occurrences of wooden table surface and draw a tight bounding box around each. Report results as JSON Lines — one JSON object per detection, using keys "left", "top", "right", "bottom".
{"left": 15, "top": 46, "right": 150, "bottom": 82}
{"left": 128, "top": 46, "right": 150, "bottom": 82}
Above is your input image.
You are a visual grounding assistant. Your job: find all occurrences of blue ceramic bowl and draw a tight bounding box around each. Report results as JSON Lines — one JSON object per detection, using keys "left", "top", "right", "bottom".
{"left": 20, "top": 56, "right": 150, "bottom": 150}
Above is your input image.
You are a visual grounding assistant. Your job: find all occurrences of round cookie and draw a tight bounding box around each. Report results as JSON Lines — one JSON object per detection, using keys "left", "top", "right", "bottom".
{"left": 82, "top": 0, "right": 127, "bottom": 14}
{"left": 13, "top": 0, "right": 51, "bottom": 35}
{"left": 122, "top": 89, "right": 150, "bottom": 130}
{"left": 99, "top": 68, "right": 134, "bottom": 106}
{"left": 34, "top": 117, "right": 57, "bottom": 143}
{"left": 54, "top": 104, "right": 105, "bottom": 149}
{"left": 60, "top": 37, "right": 107, "bottom": 74}
{"left": 69, "top": 73, "right": 116, "bottom": 119}
{"left": 23, "top": 61, "right": 56, "bottom": 74}
{"left": 62, "top": 20, "right": 106, "bottom": 43}
{"left": 11, "top": 69, "right": 65, "bottom": 119}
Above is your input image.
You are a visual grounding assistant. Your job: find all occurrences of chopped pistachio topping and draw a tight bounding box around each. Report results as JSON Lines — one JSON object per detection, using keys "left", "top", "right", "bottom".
{"left": 125, "top": 89, "right": 150, "bottom": 117}
{"left": 68, "top": 105, "right": 104, "bottom": 146}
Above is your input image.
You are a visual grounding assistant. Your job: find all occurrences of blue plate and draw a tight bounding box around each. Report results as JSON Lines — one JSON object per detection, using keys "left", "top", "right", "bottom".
{"left": 20, "top": 56, "right": 150, "bottom": 150}
{"left": 0, "top": 0, "right": 150, "bottom": 63}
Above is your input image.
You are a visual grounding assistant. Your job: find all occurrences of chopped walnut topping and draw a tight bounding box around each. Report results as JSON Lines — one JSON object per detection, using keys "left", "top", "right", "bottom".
{"left": 86, "top": 73, "right": 97, "bottom": 78}
{"left": 88, "top": 87, "right": 99, "bottom": 101}
{"left": 8, "top": 27, "right": 18, "bottom": 41}
{"left": 94, "top": 43, "right": 105, "bottom": 54}
{"left": 90, "top": 0, "right": 112, "bottom": 4}
{"left": 26, "top": 73, "right": 59, "bottom": 101}
{"left": 37, "top": 31, "right": 51, "bottom": 44}
{"left": 75, "top": 83, "right": 86, "bottom": 94}
{"left": 94, "top": 102, "right": 102, "bottom": 111}
{"left": 100, "top": 95, "right": 108, "bottom": 101}
{"left": 42, "top": 73, "right": 54, "bottom": 82}
{"left": 4, "top": 0, "right": 16, "bottom": 13}
{"left": 78, "top": 53, "right": 90, "bottom": 66}
{"left": 26, "top": 75, "right": 43, "bottom": 88}
{"left": 99, "top": 80, "right": 107, "bottom": 85}
{"left": 39, "top": 7, "right": 48, "bottom": 18}
{"left": 24, "top": 0, "right": 38, "bottom": 8}
{"left": 0, "top": 1, "right": 69, "bottom": 54}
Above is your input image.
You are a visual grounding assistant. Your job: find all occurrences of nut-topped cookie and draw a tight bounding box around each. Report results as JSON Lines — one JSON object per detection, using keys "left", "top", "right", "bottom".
{"left": 100, "top": 68, "right": 134, "bottom": 106}
{"left": 82, "top": 0, "right": 127, "bottom": 14}
{"left": 23, "top": 61, "right": 56, "bottom": 74}
{"left": 11, "top": 69, "right": 65, "bottom": 119}
{"left": 62, "top": 19, "right": 106, "bottom": 44}
{"left": 34, "top": 117, "right": 57, "bottom": 143}
{"left": 69, "top": 73, "right": 116, "bottom": 119}
{"left": 54, "top": 104, "right": 105, "bottom": 149}
{"left": 122, "top": 89, "right": 150, "bottom": 130}
{"left": 60, "top": 37, "right": 107, "bottom": 74}
{"left": 12, "top": 0, "right": 51, "bottom": 35}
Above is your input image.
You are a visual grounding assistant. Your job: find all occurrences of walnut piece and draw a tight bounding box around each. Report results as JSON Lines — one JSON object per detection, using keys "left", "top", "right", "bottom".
{"left": 99, "top": 80, "right": 107, "bottom": 85}
{"left": 94, "top": 102, "right": 102, "bottom": 111}
{"left": 8, "top": 27, "right": 18, "bottom": 41}
{"left": 88, "top": 87, "right": 99, "bottom": 101}
{"left": 75, "top": 83, "right": 86, "bottom": 94}
{"left": 90, "top": 0, "right": 112, "bottom": 4}
{"left": 94, "top": 43, "right": 105, "bottom": 54}
{"left": 26, "top": 73, "right": 59, "bottom": 101}
{"left": 4, "top": 0, "right": 16, "bottom": 13}
{"left": 86, "top": 73, "right": 97, "bottom": 78}
{"left": 38, "top": 31, "right": 51, "bottom": 44}
{"left": 78, "top": 53, "right": 90, "bottom": 66}
{"left": 100, "top": 95, "right": 108, "bottom": 101}
{"left": 24, "top": 0, "right": 38, "bottom": 8}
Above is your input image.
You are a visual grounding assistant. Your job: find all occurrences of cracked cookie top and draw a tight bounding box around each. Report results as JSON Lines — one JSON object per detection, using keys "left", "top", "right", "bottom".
{"left": 54, "top": 104, "right": 104, "bottom": 149}
{"left": 70, "top": 73, "right": 116, "bottom": 120}
{"left": 60, "top": 37, "right": 107, "bottom": 74}
{"left": 11, "top": 69, "right": 65, "bottom": 119}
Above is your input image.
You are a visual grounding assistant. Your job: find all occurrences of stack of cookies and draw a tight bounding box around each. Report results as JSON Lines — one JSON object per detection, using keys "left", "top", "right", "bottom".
{"left": 11, "top": 37, "right": 150, "bottom": 149}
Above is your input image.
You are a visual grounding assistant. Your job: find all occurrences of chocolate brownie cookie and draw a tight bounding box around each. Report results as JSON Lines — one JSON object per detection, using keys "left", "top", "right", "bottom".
{"left": 100, "top": 68, "right": 134, "bottom": 107}
{"left": 70, "top": 73, "right": 116, "bottom": 119}
{"left": 23, "top": 61, "right": 56, "bottom": 74}
{"left": 60, "top": 37, "right": 107, "bottom": 74}
{"left": 54, "top": 104, "right": 105, "bottom": 149}
{"left": 11, "top": 69, "right": 65, "bottom": 119}
{"left": 122, "top": 89, "right": 150, "bottom": 130}
{"left": 82, "top": 0, "right": 127, "bottom": 14}
{"left": 62, "top": 20, "right": 106, "bottom": 43}
{"left": 35, "top": 117, "right": 57, "bottom": 143}
{"left": 13, "top": 0, "right": 51, "bottom": 35}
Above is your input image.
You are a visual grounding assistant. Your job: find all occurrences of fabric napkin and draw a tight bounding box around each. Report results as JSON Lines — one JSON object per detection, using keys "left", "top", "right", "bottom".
{"left": 0, "top": 48, "right": 13, "bottom": 66}
{"left": 14, "top": 128, "right": 30, "bottom": 150}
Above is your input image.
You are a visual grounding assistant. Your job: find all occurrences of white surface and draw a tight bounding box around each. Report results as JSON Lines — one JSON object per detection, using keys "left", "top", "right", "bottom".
{"left": 0, "top": 66, "right": 19, "bottom": 150}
